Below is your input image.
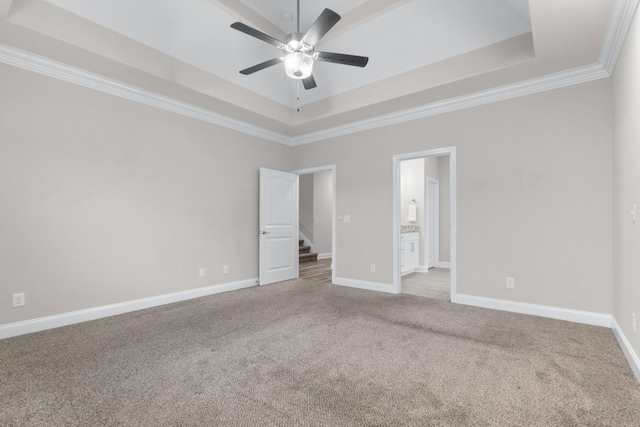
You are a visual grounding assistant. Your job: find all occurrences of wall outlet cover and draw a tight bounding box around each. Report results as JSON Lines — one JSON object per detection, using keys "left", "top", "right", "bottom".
{"left": 12, "top": 293, "right": 25, "bottom": 307}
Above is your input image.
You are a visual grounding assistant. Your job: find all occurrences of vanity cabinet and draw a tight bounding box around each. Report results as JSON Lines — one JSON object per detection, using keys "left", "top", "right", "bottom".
{"left": 400, "top": 232, "right": 419, "bottom": 275}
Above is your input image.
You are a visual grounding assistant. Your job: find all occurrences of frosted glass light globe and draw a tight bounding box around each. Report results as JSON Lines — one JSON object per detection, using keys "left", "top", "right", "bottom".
{"left": 284, "top": 52, "right": 313, "bottom": 79}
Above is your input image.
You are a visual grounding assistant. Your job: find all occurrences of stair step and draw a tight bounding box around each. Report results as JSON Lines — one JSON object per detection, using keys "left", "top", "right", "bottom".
{"left": 299, "top": 240, "right": 304, "bottom": 246}
{"left": 299, "top": 245, "right": 311, "bottom": 254}
{"left": 299, "top": 252, "right": 318, "bottom": 263}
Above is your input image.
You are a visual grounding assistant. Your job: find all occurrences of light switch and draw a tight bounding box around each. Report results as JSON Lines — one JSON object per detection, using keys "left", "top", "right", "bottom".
{"left": 344, "top": 215, "right": 351, "bottom": 223}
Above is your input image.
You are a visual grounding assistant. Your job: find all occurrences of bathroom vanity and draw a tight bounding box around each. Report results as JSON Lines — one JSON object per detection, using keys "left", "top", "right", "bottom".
{"left": 400, "top": 231, "right": 419, "bottom": 275}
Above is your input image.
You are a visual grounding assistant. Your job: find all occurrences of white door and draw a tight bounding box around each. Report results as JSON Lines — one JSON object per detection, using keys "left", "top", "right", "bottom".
{"left": 259, "top": 167, "right": 299, "bottom": 286}
{"left": 427, "top": 178, "right": 439, "bottom": 269}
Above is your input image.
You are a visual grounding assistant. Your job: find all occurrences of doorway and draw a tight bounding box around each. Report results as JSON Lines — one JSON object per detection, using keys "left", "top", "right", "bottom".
{"left": 393, "top": 148, "right": 456, "bottom": 301}
{"left": 292, "top": 165, "right": 337, "bottom": 284}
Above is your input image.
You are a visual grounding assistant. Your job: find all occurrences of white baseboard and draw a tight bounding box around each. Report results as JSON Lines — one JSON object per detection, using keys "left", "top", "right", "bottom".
{"left": 612, "top": 317, "right": 640, "bottom": 384}
{"left": 317, "top": 253, "right": 332, "bottom": 260}
{"left": 415, "top": 263, "right": 450, "bottom": 272}
{"left": 0, "top": 278, "right": 258, "bottom": 340}
{"left": 333, "top": 277, "right": 396, "bottom": 294}
{"left": 455, "top": 294, "right": 613, "bottom": 327}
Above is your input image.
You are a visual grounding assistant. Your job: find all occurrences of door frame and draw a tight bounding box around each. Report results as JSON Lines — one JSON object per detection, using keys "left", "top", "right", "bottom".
{"left": 291, "top": 164, "right": 337, "bottom": 284}
{"left": 393, "top": 147, "right": 457, "bottom": 301}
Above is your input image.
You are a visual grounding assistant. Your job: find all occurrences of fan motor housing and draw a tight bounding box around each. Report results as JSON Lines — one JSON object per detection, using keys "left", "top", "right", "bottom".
{"left": 284, "top": 32, "right": 313, "bottom": 54}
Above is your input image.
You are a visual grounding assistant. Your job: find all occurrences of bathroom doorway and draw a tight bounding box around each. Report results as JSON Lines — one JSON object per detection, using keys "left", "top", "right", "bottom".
{"left": 393, "top": 148, "right": 456, "bottom": 301}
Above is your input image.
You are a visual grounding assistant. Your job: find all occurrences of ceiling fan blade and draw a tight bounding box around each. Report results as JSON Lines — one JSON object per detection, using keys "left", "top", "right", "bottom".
{"left": 315, "top": 52, "right": 369, "bottom": 68}
{"left": 231, "top": 22, "right": 287, "bottom": 50}
{"left": 301, "top": 9, "right": 341, "bottom": 46}
{"left": 302, "top": 75, "right": 317, "bottom": 90}
{"left": 239, "top": 57, "right": 283, "bottom": 75}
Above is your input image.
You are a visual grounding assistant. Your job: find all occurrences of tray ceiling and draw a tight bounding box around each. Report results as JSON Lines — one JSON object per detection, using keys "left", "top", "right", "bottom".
{"left": 0, "top": 0, "right": 619, "bottom": 140}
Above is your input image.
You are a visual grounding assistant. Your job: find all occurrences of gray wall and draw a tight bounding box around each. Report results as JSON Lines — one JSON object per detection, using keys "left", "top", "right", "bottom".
{"left": 438, "top": 156, "right": 450, "bottom": 263}
{"left": 0, "top": 63, "right": 292, "bottom": 326}
{"left": 292, "top": 79, "right": 613, "bottom": 315}
{"left": 0, "top": 51, "right": 617, "bottom": 328}
{"left": 313, "top": 170, "right": 333, "bottom": 256}
{"left": 299, "top": 174, "right": 314, "bottom": 242}
{"left": 613, "top": 8, "right": 640, "bottom": 361}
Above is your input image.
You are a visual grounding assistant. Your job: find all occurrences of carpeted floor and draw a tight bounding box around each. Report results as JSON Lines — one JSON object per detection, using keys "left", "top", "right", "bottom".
{"left": 1, "top": 278, "right": 639, "bottom": 426}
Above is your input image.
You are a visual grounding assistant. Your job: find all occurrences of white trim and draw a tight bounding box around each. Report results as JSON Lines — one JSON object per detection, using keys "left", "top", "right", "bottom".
{"left": 455, "top": 294, "right": 613, "bottom": 328}
{"left": 394, "top": 148, "right": 457, "bottom": 301}
{"left": 317, "top": 253, "right": 332, "bottom": 260}
{"left": 0, "top": 42, "right": 608, "bottom": 147}
{"left": 0, "top": 278, "right": 257, "bottom": 340}
{"left": 599, "top": 0, "right": 640, "bottom": 74}
{"left": 333, "top": 277, "right": 396, "bottom": 294}
{"left": 415, "top": 262, "right": 450, "bottom": 272}
{"left": 0, "top": 0, "right": 635, "bottom": 148}
{"left": 291, "top": 64, "right": 609, "bottom": 146}
{"left": 612, "top": 317, "right": 640, "bottom": 383}
{"left": 292, "top": 165, "right": 337, "bottom": 284}
{"left": 0, "top": 44, "right": 292, "bottom": 146}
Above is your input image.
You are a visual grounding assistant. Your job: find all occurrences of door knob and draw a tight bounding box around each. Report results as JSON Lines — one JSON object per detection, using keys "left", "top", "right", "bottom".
{"left": 259, "top": 230, "right": 270, "bottom": 235}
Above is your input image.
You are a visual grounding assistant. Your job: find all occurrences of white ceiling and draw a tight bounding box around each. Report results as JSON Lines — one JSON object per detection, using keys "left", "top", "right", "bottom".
{"left": 0, "top": 0, "right": 618, "bottom": 140}
{"left": 42, "top": 0, "right": 531, "bottom": 108}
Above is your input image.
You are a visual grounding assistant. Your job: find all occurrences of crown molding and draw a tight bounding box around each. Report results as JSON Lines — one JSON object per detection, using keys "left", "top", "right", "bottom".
{"left": 599, "top": 0, "right": 640, "bottom": 74}
{"left": 289, "top": 63, "right": 609, "bottom": 146}
{"left": 0, "top": 44, "right": 293, "bottom": 146}
{"left": 0, "top": 0, "right": 636, "bottom": 145}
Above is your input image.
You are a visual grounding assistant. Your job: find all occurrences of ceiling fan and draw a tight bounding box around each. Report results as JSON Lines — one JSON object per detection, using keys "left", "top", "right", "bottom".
{"left": 230, "top": 1, "right": 369, "bottom": 90}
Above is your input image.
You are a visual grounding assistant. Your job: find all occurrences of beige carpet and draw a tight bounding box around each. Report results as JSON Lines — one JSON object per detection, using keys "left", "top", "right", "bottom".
{"left": 1, "top": 278, "right": 639, "bottom": 426}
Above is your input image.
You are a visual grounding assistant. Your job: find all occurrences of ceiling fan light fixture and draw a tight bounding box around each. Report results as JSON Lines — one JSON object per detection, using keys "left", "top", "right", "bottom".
{"left": 232, "top": 7, "right": 368, "bottom": 89}
{"left": 284, "top": 52, "right": 313, "bottom": 79}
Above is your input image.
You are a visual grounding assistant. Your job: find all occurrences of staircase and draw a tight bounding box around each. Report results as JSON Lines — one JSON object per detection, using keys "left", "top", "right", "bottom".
{"left": 299, "top": 240, "right": 318, "bottom": 263}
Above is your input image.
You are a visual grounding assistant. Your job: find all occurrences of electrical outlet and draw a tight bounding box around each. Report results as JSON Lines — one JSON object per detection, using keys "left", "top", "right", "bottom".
{"left": 506, "top": 277, "right": 515, "bottom": 289}
{"left": 370, "top": 264, "right": 376, "bottom": 273}
{"left": 223, "top": 265, "right": 229, "bottom": 274}
{"left": 12, "top": 293, "right": 25, "bottom": 307}
{"left": 633, "top": 313, "right": 636, "bottom": 334}
{"left": 199, "top": 268, "right": 205, "bottom": 278}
